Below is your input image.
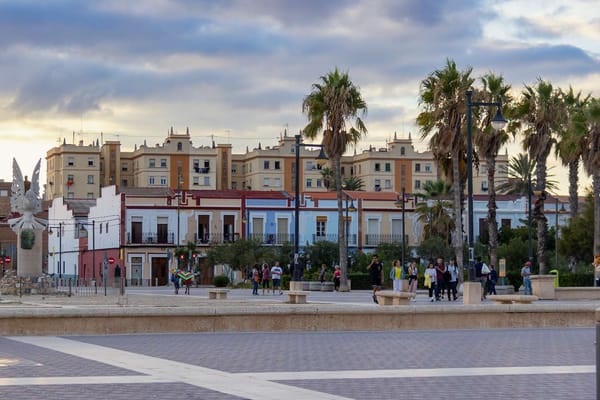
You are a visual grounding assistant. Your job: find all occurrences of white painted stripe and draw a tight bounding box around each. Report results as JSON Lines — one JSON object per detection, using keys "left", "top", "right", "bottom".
{"left": 0, "top": 375, "right": 173, "bottom": 386}
{"left": 239, "top": 365, "right": 595, "bottom": 381}
{"left": 8, "top": 336, "right": 351, "bottom": 400}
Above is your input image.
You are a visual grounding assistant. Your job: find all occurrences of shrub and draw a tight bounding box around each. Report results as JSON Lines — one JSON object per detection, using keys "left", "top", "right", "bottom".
{"left": 213, "top": 275, "right": 230, "bottom": 287}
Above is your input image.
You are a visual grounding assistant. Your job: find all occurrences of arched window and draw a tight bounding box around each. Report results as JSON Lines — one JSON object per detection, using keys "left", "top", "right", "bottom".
{"left": 177, "top": 142, "right": 182, "bottom": 151}
{"left": 400, "top": 147, "right": 405, "bottom": 156}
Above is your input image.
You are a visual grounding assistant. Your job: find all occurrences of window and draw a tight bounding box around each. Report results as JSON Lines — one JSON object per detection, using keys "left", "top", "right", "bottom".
{"left": 87, "top": 192, "right": 94, "bottom": 199}
{"left": 232, "top": 164, "right": 237, "bottom": 173}
{"left": 122, "top": 179, "right": 128, "bottom": 187}
{"left": 203, "top": 176, "right": 210, "bottom": 186}
{"left": 149, "top": 176, "right": 156, "bottom": 185}
{"left": 87, "top": 175, "right": 94, "bottom": 184}
{"left": 385, "top": 163, "right": 391, "bottom": 172}
{"left": 0, "top": 189, "right": 8, "bottom": 197}
{"left": 67, "top": 174, "right": 74, "bottom": 184}
{"left": 263, "top": 177, "right": 270, "bottom": 187}
{"left": 316, "top": 219, "right": 326, "bottom": 237}
{"left": 88, "top": 157, "right": 94, "bottom": 167}
{"left": 425, "top": 164, "right": 431, "bottom": 173}
{"left": 149, "top": 159, "right": 156, "bottom": 168}
{"left": 177, "top": 142, "right": 182, "bottom": 151}
{"left": 264, "top": 161, "right": 270, "bottom": 170}
{"left": 415, "top": 180, "right": 421, "bottom": 189}
{"left": 204, "top": 160, "right": 209, "bottom": 169}
{"left": 274, "top": 161, "right": 281, "bottom": 170}
{"left": 306, "top": 178, "right": 312, "bottom": 188}
{"left": 415, "top": 163, "right": 421, "bottom": 172}
{"left": 68, "top": 157, "right": 74, "bottom": 166}
{"left": 67, "top": 192, "right": 74, "bottom": 199}
{"left": 193, "top": 176, "right": 199, "bottom": 186}
{"left": 99, "top": 223, "right": 103, "bottom": 234}
{"left": 316, "top": 179, "right": 322, "bottom": 188}
{"left": 105, "top": 222, "right": 109, "bottom": 233}
{"left": 481, "top": 181, "right": 488, "bottom": 191}
{"left": 121, "top": 163, "right": 128, "bottom": 172}
{"left": 374, "top": 163, "right": 381, "bottom": 172}
{"left": 400, "top": 147, "right": 405, "bottom": 156}
{"left": 385, "top": 179, "right": 391, "bottom": 189}
{"left": 273, "top": 178, "right": 281, "bottom": 187}
{"left": 374, "top": 179, "right": 381, "bottom": 191}
{"left": 160, "top": 159, "right": 167, "bottom": 168}
{"left": 306, "top": 161, "right": 314, "bottom": 170}
{"left": 160, "top": 176, "right": 167, "bottom": 185}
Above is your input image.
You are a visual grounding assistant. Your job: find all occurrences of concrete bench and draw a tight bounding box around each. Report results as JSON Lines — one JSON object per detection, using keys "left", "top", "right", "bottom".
{"left": 208, "top": 289, "right": 229, "bottom": 300}
{"left": 376, "top": 291, "right": 415, "bottom": 305}
{"left": 487, "top": 294, "right": 538, "bottom": 304}
{"left": 286, "top": 291, "right": 309, "bottom": 304}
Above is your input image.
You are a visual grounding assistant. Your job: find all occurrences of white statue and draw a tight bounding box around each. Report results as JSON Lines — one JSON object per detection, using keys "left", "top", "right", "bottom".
{"left": 8, "top": 158, "right": 47, "bottom": 232}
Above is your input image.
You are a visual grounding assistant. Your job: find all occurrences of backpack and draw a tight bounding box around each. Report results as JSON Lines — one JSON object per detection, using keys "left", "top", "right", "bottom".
{"left": 443, "top": 269, "right": 451, "bottom": 282}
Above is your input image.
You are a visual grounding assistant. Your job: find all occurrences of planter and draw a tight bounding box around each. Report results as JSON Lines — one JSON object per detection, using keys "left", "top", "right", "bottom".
{"left": 321, "top": 282, "right": 334, "bottom": 292}
{"left": 302, "top": 281, "right": 310, "bottom": 291}
{"left": 308, "top": 281, "right": 322, "bottom": 291}
{"left": 531, "top": 275, "right": 556, "bottom": 300}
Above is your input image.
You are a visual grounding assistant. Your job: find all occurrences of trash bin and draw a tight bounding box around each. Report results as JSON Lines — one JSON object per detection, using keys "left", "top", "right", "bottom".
{"left": 549, "top": 269, "right": 559, "bottom": 288}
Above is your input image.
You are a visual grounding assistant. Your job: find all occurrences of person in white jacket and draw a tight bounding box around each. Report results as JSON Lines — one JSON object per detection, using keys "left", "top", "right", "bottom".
{"left": 424, "top": 261, "right": 437, "bottom": 302}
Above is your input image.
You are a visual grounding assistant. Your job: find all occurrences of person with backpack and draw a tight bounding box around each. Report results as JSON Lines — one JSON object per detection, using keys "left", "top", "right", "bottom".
{"left": 445, "top": 258, "right": 459, "bottom": 301}
{"left": 434, "top": 258, "right": 446, "bottom": 301}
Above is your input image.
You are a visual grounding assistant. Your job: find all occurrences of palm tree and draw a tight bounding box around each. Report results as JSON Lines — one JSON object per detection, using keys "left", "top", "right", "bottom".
{"left": 417, "top": 59, "right": 474, "bottom": 273}
{"left": 320, "top": 166, "right": 334, "bottom": 190}
{"left": 556, "top": 86, "right": 590, "bottom": 217}
{"left": 473, "top": 73, "right": 512, "bottom": 269}
{"left": 342, "top": 175, "right": 364, "bottom": 191}
{"left": 581, "top": 97, "right": 600, "bottom": 258}
{"left": 497, "top": 153, "right": 559, "bottom": 195}
{"left": 513, "top": 79, "right": 565, "bottom": 274}
{"left": 302, "top": 68, "right": 368, "bottom": 291}
{"left": 415, "top": 180, "right": 454, "bottom": 243}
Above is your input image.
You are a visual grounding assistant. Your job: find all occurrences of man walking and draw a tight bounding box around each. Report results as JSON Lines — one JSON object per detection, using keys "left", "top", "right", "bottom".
{"left": 367, "top": 254, "right": 383, "bottom": 304}
{"left": 271, "top": 261, "right": 283, "bottom": 295}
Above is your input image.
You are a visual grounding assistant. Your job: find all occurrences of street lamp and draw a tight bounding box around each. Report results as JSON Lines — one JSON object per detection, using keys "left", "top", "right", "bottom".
{"left": 466, "top": 90, "right": 507, "bottom": 280}
{"left": 48, "top": 222, "right": 63, "bottom": 279}
{"left": 344, "top": 193, "right": 356, "bottom": 271}
{"left": 293, "top": 133, "right": 327, "bottom": 283}
{"left": 555, "top": 199, "right": 567, "bottom": 268}
{"left": 394, "top": 187, "right": 407, "bottom": 272}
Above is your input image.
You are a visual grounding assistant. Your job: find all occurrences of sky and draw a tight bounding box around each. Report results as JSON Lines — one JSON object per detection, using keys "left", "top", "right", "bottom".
{"left": 0, "top": 0, "right": 598, "bottom": 195}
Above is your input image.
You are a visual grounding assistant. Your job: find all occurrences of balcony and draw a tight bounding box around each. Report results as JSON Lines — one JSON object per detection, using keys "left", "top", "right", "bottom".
{"left": 310, "top": 233, "right": 357, "bottom": 245}
{"left": 247, "top": 233, "right": 294, "bottom": 245}
{"left": 194, "top": 232, "right": 240, "bottom": 245}
{"left": 127, "top": 232, "right": 175, "bottom": 245}
{"left": 194, "top": 166, "right": 210, "bottom": 174}
{"left": 364, "top": 234, "right": 403, "bottom": 246}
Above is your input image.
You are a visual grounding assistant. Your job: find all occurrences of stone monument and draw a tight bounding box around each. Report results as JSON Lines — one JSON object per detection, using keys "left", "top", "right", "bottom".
{"left": 8, "top": 158, "right": 46, "bottom": 277}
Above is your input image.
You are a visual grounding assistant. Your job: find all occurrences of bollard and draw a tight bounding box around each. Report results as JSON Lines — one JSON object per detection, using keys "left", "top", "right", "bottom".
{"left": 68, "top": 278, "right": 72, "bottom": 297}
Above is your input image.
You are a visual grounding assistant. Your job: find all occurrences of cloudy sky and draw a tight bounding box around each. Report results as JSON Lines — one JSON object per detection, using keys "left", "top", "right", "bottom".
{"left": 0, "top": 0, "right": 598, "bottom": 194}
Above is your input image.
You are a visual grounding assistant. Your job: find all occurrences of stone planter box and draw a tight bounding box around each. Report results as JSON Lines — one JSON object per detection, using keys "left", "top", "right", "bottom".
{"left": 308, "top": 281, "right": 322, "bottom": 291}
{"left": 531, "top": 275, "right": 556, "bottom": 300}
{"left": 321, "top": 282, "right": 334, "bottom": 292}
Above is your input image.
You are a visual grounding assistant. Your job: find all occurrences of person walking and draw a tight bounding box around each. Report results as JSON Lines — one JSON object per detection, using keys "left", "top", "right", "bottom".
{"left": 434, "top": 258, "right": 446, "bottom": 301}
{"left": 172, "top": 270, "right": 180, "bottom": 295}
{"left": 521, "top": 261, "right": 532, "bottom": 295}
{"left": 390, "top": 259, "right": 402, "bottom": 292}
{"left": 261, "top": 263, "right": 271, "bottom": 295}
{"left": 332, "top": 265, "right": 341, "bottom": 291}
{"left": 446, "top": 258, "right": 459, "bottom": 301}
{"left": 319, "top": 264, "right": 328, "bottom": 283}
{"left": 251, "top": 264, "right": 260, "bottom": 296}
{"left": 271, "top": 261, "right": 283, "bottom": 295}
{"left": 367, "top": 254, "right": 384, "bottom": 303}
{"left": 407, "top": 261, "right": 418, "bottom": 301}
{"left": 424, "top": 261, "right": 437, "bottom": 302}
{"left": 488, "top": 264, "right": 498, "bottom": 295}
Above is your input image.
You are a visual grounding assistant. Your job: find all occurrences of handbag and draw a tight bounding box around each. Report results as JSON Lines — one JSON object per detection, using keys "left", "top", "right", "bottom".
{"left": 481, "top": 263, "right": 490, "bottom": 274}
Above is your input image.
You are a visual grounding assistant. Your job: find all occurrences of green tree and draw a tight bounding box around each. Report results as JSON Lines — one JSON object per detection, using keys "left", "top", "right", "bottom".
{"left": 302, "top": 67, "right": 368, "bottom": 291}
{"left": 474, "top": 73, "right": 513, "bottom": 268}
{"left": 417, "top": 237, "right": 455, "bottom": 263}
{"left": 558, "top": 192, "right": 594, "bottom": 266}
{"left": 342, "top": 175, "right": 364, "bottom": 191}
{"left": 417, "top": 59, "right": 474, "bottom": 274}
{"left": 581, "top": 98, "right": 600, "bottom": 257}
{"left": 513, "top": 79, "right": 564, "bottom": 274}
{"left": 415, "top": 180, "right": 454, "bottom": 244}
{"left": 206, "top": 239, "right": 275, "bottom": 276}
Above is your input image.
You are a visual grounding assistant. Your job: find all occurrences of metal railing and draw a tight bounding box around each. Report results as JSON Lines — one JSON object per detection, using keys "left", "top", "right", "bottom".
{"left": 127, "top": 232, "right": 175, "bottom": 245}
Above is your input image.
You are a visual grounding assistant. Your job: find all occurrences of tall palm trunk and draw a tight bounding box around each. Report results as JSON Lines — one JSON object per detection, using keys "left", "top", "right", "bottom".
{"left": 487, "top": 155, "right": 499, "bottom": 268}
{"left": 451, "top": 147, "right": 464, "bottom": 277}
{"left": 334, "top": 153, "right": 349, "bottom": 291}
{"left": 536, "top": 156, "right": 549, "bottom": 274}
{"left": 568, "top": 160, "right": 579, "bottom": 217}
{"left": 594, "top": 174, "right": 600, "bottom": 257}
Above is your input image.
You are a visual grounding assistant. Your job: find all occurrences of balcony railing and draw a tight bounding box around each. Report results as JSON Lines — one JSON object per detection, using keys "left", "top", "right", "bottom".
{"left": 364, "top": 234, "right": 403, "bottom": 246}
{"left": 194, "top": 232, "right": 240, "bottom": 245}
{"left": 311, "top": 234, "right": 357, "bottom": 245}
{"left": 247, "top": 233, "right": 294, "bottom": 245}
{"left": 127, "top": 232, "right": 175, "bottom": 245}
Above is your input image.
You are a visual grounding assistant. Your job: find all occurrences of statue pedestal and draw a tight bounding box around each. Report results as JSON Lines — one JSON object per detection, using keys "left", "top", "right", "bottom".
{"left": 16, "top": 228, "right": 43, "bottom": 277}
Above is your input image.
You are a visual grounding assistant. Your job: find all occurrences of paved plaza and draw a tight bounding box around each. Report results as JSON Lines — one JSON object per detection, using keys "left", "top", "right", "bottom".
{"left": 0, "top": 327, "right": 594, "bottom": 399}
{"left": 0, "top": 287, "right": 597, "bottom": 399}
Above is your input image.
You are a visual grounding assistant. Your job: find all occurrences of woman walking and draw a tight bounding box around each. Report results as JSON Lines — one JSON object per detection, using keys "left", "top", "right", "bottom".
{"left": 407, "top": 261, "right": 418, "bottom": 301}
{"left": 424, "top": 261, "right": 437, "bottom": 302}
{"left": 390, "top": 259, "right": 402, "bottom": 292}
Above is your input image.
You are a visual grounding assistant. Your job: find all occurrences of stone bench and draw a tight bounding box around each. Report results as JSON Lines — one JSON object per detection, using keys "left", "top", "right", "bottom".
{"left": 376, "top": 291, "right": 415, "bottom": 305}
{"left": 208, "top": 289, "right": 229, "bottom": 300}
{"left": 487, "top": 294, "right": 538, "bottom": 304}
{"left": 286, "top": 291, "right": 309, "bottom": 304}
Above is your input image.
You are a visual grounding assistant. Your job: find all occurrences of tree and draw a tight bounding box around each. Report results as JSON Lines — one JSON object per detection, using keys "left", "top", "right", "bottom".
{"left": 556, "top": 86, "right": 590, "bottom": 217}
{"left": 320, "top": 166, "right": 334, "bottom": 190}
{"left": 342, "top": 175, "right": 364, "bottom": 191}
{"left": 496, "top": 153, "right": 559, "bottom": 195}
{"left": 581, "top": 97, "right": 600, "bottom": 257}
{"left": 302, "top": 67, "right": 368, "bottom": 291}
{"left": 206, "top": 239, "right": 276, "bottom": 277}
{"left": 473, "top": 73, "right": 512, "bottom": 269}
{"left": 417, "top": 59, "right": 474, "bottom": 274}
{"left": 513, "top": 79, "right": 564, "bottom": 274}
{"left": 415, "top": 180, "right": 454, "bottom": 243}
{"left": 558, "top": 191, "right": 594, "bottom": 265}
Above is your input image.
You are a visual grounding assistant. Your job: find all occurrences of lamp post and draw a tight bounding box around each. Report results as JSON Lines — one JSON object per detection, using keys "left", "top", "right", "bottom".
{"left": 344, "top": 193, "right": 356, "bottom": 271}
{"left": 293, "top": 133, "right": 327, "bottom": 283}
{"left": 466, "top": 90, "right": 507, "bottom": 280}
{"left": 555, "top": 199, "right": 567, "bottom": 268}
{"left": 177, "top": 174, "right": 183, "bottom": 247}
{"left": 528, "top": 173, "right": 533, "bottom": 262}
{"left": 394, "top": 188, "right": 408, "bottom": 271}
